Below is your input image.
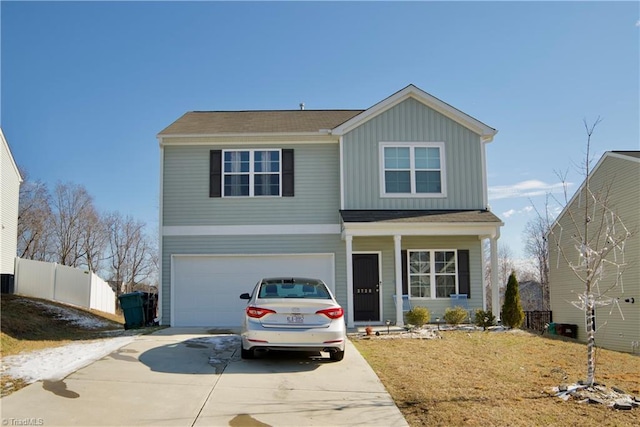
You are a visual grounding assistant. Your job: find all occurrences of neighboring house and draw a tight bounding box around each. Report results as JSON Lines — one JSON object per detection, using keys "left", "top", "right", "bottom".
{"left": 548, "top": 151, "right": 639, "bottom": 353}
{"left": 0, "top": 128, "right": 23, "bottom": 291}
{"left": 157, "top": 84, "right": 503, "bottom": 328}
{"left": 519, "top": 280, "right": 544, "bottom": 312}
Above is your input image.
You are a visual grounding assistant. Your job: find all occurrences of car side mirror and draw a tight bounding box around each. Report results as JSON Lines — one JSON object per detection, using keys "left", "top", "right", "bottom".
{"left": 239, "top": 293, "right": 251, "bottom": 300}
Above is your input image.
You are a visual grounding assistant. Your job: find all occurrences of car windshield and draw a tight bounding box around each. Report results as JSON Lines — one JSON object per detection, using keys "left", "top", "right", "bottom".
{"left": 258, "top": 279, "right": 331, "bottom": 299}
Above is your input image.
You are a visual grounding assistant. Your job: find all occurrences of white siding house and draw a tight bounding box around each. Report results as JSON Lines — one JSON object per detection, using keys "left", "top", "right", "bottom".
{"left": 0, "top": 128, "right": 22, "bottom": 279}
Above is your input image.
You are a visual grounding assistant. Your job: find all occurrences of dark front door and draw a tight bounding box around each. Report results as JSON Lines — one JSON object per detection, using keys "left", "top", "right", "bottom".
{"left": 353, "top": 253, "right": 380, "bottom": 322}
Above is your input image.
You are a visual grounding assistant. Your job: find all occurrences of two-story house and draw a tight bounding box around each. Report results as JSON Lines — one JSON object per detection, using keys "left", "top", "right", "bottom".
{"left": 549, "top": 151, "right": 639, "bottom": 353}
{"left": 158, "top": 84, "right": 503, "bottom": 328}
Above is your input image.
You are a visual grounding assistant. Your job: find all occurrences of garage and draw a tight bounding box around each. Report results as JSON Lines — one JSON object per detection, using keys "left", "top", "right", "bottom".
{"left": 171, "top": 253, "right": 335, "bottom": 327}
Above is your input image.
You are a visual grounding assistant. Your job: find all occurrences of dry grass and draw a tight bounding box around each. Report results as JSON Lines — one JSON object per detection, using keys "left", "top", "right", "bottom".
{"left": 1, "top": 294, "right": 124, "bottom": 356}
{"left": 353, "top": 329, "right": 640, "bottom": 427}
{"left": 1, "top": 294, "right": 125, "bottom": 396}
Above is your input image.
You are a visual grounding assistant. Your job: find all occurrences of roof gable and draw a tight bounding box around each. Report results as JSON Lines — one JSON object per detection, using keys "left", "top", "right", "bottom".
{"left": 331, "top": 84, "right": 497, "bottom": 142}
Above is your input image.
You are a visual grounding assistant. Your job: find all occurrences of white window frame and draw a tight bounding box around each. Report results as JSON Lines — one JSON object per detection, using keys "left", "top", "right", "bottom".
{"left": 222, "top": 149, "right": 282, "bottom": 197}
{"left": 407, "top": 249, "right": 458, "bottom": 300}
{"left": 379, "top": 142, "right": 446, "bottom": 198}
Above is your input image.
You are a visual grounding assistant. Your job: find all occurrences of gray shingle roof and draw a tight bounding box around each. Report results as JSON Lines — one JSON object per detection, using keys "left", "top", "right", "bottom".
{"left": 339, "top": 210, "right": 503, "bottom": 223}
{"left": 158, "top": 110, "right": 364, "bottom": 135}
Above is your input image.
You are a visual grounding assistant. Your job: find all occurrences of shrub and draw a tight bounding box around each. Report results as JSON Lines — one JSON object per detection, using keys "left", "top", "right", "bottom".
{"left": 474, "top": 309, "right": 496, "bottom": 330}
{"left": 405, "top": 306, "right": 430, "bottom": 328}
{"left": 443, "top": 306, "right": 468, "bottom": 325}
{"left": 501, "top": 271, "right": 524, "bottom": 328}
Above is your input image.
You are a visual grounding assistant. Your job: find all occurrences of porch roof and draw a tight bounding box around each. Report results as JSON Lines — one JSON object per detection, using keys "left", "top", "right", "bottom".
{"left": 339, "top": 210, "right": 503, "bottom": 238}
{"left": 340, "top": 209, "right": 502, "bottom": 223}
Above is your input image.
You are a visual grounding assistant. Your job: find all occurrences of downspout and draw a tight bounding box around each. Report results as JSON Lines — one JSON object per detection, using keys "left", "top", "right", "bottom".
{"left": 157, "top": 137, "right": 164, "bottom": 325}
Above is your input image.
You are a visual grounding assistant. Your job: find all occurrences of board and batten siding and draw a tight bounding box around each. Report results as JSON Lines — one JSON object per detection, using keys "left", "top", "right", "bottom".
{"left": 352, "top": 235, "right": 483, "bottom": 322}
{"left": 161, "top": 234, "right": 346, "bottom": 325}
{"left": 549, "top": 154, "right": 639, "bottom": 353}
{"left": 1, "top": 135, "right": 21, "bottom": 275}
{"left": 162, "top": 142, "right": 340, "bottom": 226}
{"left": 342, "top": 97, "right": 486, "bottom": 210}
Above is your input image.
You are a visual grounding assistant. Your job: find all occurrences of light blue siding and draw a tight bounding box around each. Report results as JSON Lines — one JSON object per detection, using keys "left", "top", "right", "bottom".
{"left": 353, "top": 236, "right": 483, "bottom": 323}
{"left": 163, "top": 143, "right": 340, "bottom": 226}
{"left": 343, "top": 98, "right": 486, "bottom": 210}
{"left": 161, "top": 234, "right": 346, "bottom": 325}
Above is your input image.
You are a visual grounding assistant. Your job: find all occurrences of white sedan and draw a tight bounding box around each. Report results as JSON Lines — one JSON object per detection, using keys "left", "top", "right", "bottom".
{"left": 239, "top": 277, "right": 347, "bottom": 361}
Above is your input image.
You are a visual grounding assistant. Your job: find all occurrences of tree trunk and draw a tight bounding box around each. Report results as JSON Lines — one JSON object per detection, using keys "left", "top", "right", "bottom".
{"left": 585, "top": 294, "right": 596, "bottom": 386}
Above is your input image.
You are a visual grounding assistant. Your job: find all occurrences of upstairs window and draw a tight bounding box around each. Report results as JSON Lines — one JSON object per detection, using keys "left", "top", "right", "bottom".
{"left": 380, "top": 142, "right": 445, "bottom": 197}
{"left": 223, "top": 150, "right": 280, "bottom": 197}
{"left": 209, "top": 149, "right": 295, "bottom": 198}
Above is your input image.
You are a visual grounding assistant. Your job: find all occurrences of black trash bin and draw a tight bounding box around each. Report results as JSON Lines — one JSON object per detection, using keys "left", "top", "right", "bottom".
{"left": 561, "top": 324, "right": 578, "bottom": 339}
{"left": 118, "top": 292, "right": 146, "bottom": 330}
{"left": 140, "top": 292, "right": 158, "bottom": 326}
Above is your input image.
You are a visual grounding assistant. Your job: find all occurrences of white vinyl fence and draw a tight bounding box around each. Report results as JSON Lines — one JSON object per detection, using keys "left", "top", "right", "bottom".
{"left": 14, "top": 257, "right": 116, "bottom": 314}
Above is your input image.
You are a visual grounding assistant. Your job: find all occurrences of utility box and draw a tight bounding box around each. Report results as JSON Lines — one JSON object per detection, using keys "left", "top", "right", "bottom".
{"left": 118, "top": 292, "right": 145, "bottom": 330}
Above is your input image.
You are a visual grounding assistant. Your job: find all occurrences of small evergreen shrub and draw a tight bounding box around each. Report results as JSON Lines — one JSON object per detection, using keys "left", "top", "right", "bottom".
{"left": 443, "top": 306, "right": 468, "bottom": 325}
{"left": 474, "top": 309, "right": 496, "bottom": 330}
{"left": 405, "top": 306, "right": 430, "bottom": 328}
{"left": 501, "top": 271, "right": 525, "bottom": 329}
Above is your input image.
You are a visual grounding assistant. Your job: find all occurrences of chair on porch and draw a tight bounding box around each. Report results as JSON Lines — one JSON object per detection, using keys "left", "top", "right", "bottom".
{"left": 450, "top": 294, "right": 471, "bottom": 322}
{"left": 394, "top": 294, "right": 412, "bottom": 319}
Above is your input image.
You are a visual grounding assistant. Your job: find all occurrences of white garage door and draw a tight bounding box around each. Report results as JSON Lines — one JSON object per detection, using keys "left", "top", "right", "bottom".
{"left": 172, "top": 254, "right": 335, "bottom": 327}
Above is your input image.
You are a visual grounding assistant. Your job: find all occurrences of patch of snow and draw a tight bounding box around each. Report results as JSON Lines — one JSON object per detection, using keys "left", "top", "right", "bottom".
{"left": 1, "top": 336, "right": 136, "bottom": 384}
{"left": 29, "top": 300, "right": 112, "bottom": 329}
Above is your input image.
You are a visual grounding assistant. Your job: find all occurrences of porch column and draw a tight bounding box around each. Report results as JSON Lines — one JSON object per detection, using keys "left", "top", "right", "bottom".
{"left": 490, "top": 236, "right": 500, "bottom": 321}
{"left": 394, "top": 235, "right": 404, "bottom": 326}
{"left": 345, "top": 235, "right": 354, "bottom": 328}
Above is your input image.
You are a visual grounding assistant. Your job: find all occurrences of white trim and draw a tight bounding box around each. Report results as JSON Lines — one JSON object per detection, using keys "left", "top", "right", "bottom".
{"left": 332, "top": 84, "right": 497, "bottom": 141}
{"left": 339, "top": 135, "right": 345, "bottom": 210}
{"left": 0, "top": 128, "right": 23, "bottom": 183}
{"left": 406, "top": 249, "right": 459, "bottom": 300}
{"left": 345, "top": 236, "right": 354, "bottom": 328}
{"left": 481, "top": 140, "right": 489, "bottom": 209}
{"left": 163, "top": 224, "right": 341, "bottom": 236}
{"left": 342, "top": 222, "right": 502, "bottom": 239}
{"left": 393, "top": 235, "right": 404, "bottom": 326}
{"left": 379, "top": 141, "right": 447, "bottom": 198}
{"left": 352, "top": 251, "right": 383, "bottom": 324}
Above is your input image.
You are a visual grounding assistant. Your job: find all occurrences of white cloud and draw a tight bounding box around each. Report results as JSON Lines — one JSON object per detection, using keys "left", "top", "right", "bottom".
{"left": 503, "top": 209, "right": 516, "bottom": 218}
{"left": 489, "top": 180, "right": 571, "bottom": 201}
{"left": 636, "top": 19, "right": 640, "bottom": 27}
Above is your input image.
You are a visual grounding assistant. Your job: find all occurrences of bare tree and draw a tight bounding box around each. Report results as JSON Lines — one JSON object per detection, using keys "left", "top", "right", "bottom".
{"left": 548, "top": 118, "right": 632, "bottom": 386}
{"left": 50, "top": 183, "right": 96, "bottom": 267}
{"left": 17, "top": 171, "right": 53, "bottom": 261}
{"left": 522, "top": 196, "right": 552, "bottom": 309}
{"left": 80, "top": 206, "right": 108, "bottom": 272}
{"left": 106, "top": 212, "right": 153, "bottom": 294}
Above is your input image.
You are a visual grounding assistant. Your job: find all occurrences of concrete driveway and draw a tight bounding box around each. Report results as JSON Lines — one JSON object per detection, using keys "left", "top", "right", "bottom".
{"left": 1, "top": 328, "right": 408, "bottom": 426}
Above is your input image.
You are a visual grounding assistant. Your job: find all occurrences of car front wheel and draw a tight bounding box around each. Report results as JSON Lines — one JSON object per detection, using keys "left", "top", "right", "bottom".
{"left": 329, "top": 349, "right": 345, "bottom": 361}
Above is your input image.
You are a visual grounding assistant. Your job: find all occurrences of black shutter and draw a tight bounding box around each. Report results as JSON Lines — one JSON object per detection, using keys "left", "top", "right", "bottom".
{"left": 458, "top": 250, "right": 470, "bottom": 298}
{"left": 210, "top": 150, "right": 222, "bottom": 198}
{"left": 282, "top": 149, "right": 294, "bottom": 197}
{"left": 401, "top": 250, "right": 408, "bottom": 295}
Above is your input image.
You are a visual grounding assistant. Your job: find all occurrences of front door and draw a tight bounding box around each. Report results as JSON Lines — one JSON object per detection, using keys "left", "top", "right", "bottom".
{"left": 353, "top": 253, "right": 380, "bottom": 322}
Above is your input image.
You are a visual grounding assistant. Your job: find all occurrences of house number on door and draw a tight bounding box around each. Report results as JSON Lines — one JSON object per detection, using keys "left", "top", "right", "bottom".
{"left": 356, "top": 288, "right": 373, "bottom": 294}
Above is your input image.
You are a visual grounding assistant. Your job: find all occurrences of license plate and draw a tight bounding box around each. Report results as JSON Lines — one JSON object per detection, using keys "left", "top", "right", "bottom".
{"left": 287, "top": 315, "right": 304, "bottom": 324}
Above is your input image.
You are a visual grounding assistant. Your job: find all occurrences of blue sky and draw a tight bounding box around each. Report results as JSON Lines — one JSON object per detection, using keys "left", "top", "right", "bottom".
{"left": 2, "top": 1, "right": 638, "bottom": 260}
